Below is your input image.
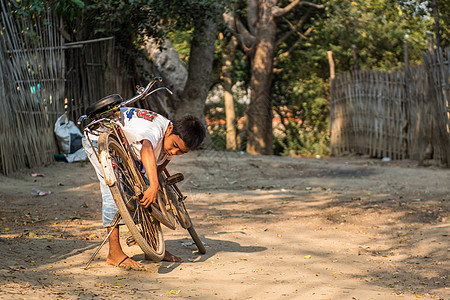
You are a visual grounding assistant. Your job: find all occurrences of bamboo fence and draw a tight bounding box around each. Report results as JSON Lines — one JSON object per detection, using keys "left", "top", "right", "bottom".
{"left": 0, "top": 0, "right": 132, "bottom": 175}
{"left": 330, "top": 47, "right": 449, "bottom": 167}
{"left": 64, "top": 37, "right": 117, "bottom": 122}
{"left": 0, "top": 2, "right": 64, "bottom": 175}
{"left": 422, "top": 48, "right": 450, "bottom": 166}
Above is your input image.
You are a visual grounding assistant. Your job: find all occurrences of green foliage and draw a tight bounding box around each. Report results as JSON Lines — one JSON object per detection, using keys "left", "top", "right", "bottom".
{"left": 307, "top": 0, "right": 433, "bottom": 71}
{"left": 167, "top": 30, "right": 194, "bottom": 67}
{"left": 10, "top": 0, "right": 84, "bottom": 20}
{"left": 8, "top": 0, "right": 85, "bottom": 45}
{"left": 55, "top": 0, "right": 85, "bottom": 21}
{"left": 84, "top": 1, "right": 166, "bottom": 46}
{"left": 272, "top": 73, "right": 330, "bottom": 157}
{"left": 204, "top": 98, "right": 227, "bottom": 150}
{"left": 60, "top": 0, "right": 224, "bottom": 84}
{"left": 209, "top": 125, "right": 227, "bottom": 150}
{"left": 268, "top": 0, "right": 435, "bottom": 157}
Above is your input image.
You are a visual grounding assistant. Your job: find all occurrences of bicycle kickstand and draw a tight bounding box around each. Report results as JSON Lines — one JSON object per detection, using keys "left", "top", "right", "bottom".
{"left": 82, "top": 212, "right": 121, "bottom": 270}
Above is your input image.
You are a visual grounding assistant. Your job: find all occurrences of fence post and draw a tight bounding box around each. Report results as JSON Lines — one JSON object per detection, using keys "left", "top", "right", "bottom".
{"left": 402, "top": 41, "right": 410, "bottom": 159}
{"left": 432, "top": 0, "right": 442, "bottom": 49}
{"left": 327, "top": 51, "right": 335, "bottom": 80}
{"left": 404, "top": 41, "right": 409, "bottom": 69}
{"left": 351, "top": 45, "right": 359, "bottom": 71}
{"left": 428, "top": 33, "right": 434, "bottom": 52}
{"left": 328, "top": 50, "right": 336, "bottom": 156}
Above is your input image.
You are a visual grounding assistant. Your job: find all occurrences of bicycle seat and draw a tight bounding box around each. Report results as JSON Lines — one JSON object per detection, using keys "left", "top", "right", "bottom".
{"left": 85, "top": 94, "right": 123, "bottom": 118}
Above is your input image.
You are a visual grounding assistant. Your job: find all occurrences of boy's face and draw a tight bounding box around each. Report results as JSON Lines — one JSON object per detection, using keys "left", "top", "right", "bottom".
{"left": 163, "top": 125, "right": 190, "bottom": 156}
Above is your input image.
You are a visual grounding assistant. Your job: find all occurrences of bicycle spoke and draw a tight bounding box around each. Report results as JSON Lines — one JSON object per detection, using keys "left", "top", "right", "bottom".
{"left": 146, "top": 220, "right": 158, "bottom": 250}
{"left": 133, "top": 204, "right": 141, "bottom": 225}
{"left": 140, "top": 207, "right": 158, "bottom": 250}
{"left": 110, "top": 149, "right": 135, "bottom": 188}
{"left": 115, "top": 160, "right": 135, "bottom": 190}
{"left": 110, "top": 153, "right": 138, "bottom": 210}
{"left": 139, "top": 207, "right": 152, "bottom": 243}
{"left": 124, "top": 194, "right": 160, "bottom": 251}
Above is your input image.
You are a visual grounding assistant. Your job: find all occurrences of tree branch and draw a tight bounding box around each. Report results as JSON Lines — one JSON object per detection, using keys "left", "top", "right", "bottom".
{"left": 247, "top": 0, "right": 258, "bottom": 35}
{"left": 276, "top": 7, "right": 313, "bottom": 46}
{"left": 223, "top": 10, "right": 256, "bottom": 52}
{"left": 223, "top": 9, "right": 235, "bottom": 30}
{"left": 272, "top": 1, "right": 324, "bottom": 18}
{"left": 283, "top": 16, "right": 308, "bottom": 40}
{"left": 275, "top": 26, "right": 314, "bottom": 65}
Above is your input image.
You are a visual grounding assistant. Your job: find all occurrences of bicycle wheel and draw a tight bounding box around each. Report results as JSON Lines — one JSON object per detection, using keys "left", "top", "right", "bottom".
{"left": 162, "top": 182, "right": 191, "bottom": 229}
{"left": 167, "top": 186, "right": 206, "bottom": 254}
{"left": 98, "top": 133, "right": 165, "bottom": 261}
{"left": 160, "top": 174, "right": 205, "bottom": 254}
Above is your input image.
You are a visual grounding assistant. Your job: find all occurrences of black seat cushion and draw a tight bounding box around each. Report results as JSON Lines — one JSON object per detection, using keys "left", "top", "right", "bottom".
{"left": 85, "top": 94, "right": 123, "bottom": 118}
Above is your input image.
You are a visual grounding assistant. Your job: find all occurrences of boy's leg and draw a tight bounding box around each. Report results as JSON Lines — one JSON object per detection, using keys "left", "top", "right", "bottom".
{"left": 83, "top": 138, "right": 141, "bottom": 268}
{"left": 106, "top": 226, "right": 142, "bottom": 268}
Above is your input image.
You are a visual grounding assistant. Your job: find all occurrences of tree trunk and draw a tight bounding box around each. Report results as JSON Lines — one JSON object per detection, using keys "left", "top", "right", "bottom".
{"left": 144, "top": 38, "right": 188, "bottom": 116}
{"left": 222, "top": 36, "right": 237, "bottom": 151}
{"left": 246, "top": 1, "right": 276, "bottom": 155}
{"left": 174, "top": 17, "right": 218, "bottom": 148}
{"left": 225, "top": 0, "right": 323, "bottom": 155}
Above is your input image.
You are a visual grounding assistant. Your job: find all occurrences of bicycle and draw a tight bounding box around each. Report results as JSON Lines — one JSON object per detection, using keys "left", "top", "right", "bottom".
{"left": 79, "top": 77, "right": 206, "bottom": 268}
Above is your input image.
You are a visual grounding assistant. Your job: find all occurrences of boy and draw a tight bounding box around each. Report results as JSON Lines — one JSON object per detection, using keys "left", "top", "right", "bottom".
{"left": 83, "top": 107, "right": 205, "bottom": 269}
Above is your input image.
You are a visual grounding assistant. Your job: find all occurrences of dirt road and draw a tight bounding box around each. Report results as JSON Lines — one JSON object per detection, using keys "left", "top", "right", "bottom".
{"left": 0, "top": 151, "right": 448, "bottom": 299}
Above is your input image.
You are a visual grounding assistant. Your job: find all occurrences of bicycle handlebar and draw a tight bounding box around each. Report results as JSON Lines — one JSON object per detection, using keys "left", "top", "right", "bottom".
{"left": 121, "top": 76, "right": 173, "bottom": 107}
{"left": 77, "top": 76, "right": 173, "bottom": 124}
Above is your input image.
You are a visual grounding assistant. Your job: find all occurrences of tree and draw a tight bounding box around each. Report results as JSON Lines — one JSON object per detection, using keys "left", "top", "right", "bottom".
{"left": 225, "top": 0, "right": 324, "bottom": 155}
{"left": 173, "top": 16, "right": 219, "bottom": 122}
{"left": 71, "top": 0, "right": 223, "bottom": 147}
{"left": 142, "top": 1, "right": 223, "bottom": 147}
{"left": 220, "top": 34, "right": 238, "bottom": 150}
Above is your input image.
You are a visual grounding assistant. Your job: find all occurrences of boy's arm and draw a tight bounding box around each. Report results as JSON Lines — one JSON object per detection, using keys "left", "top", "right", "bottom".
{"left": 140, "top": 139, "right": 159, "bottom": 208}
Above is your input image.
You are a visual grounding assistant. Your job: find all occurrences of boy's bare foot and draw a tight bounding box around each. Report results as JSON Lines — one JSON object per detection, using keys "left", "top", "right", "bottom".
{"left": 106, "top": 227, "right": 142, "bottom": 269}
{"left": 107, "top": 255, "right": 143, "bottom": 269}
{"left": 145, "top": 251, "right": 184, "bottom": 262}
{"left": 163, "top": 251, "right": 184, "bottom": 262}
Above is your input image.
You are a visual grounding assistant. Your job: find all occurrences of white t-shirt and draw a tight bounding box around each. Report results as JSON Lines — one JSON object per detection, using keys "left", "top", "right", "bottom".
{"left": 120, "top": 107, "right": 172, "bottom": 166}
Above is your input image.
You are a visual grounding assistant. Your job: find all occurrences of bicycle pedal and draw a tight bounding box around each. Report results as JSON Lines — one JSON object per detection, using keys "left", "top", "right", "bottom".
{"left": 126, "top": 235, "right": 136, "bottom": 246}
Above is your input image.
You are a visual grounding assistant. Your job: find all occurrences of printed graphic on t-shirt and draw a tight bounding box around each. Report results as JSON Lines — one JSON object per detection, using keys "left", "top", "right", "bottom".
{"left": 122, "top": 108, "right": 158, "bottom": 122}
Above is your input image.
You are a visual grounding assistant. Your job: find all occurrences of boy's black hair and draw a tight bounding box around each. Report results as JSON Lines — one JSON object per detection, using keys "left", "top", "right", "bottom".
{"left": 172, "top": 115, "right": 206, "bottom": 150}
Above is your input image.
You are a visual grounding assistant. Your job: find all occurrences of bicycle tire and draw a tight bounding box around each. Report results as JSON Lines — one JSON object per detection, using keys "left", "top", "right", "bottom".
{"left": 86, "top": 94, "right": 122, "bottom": 118}
{"left": 187, "top": 225, "right": 206, "bottom": 254}
{"left": 98, "top": 133, "right": 165, "bottom": 262}
{"left": 162, "top": 182, "right": 191, "bottom": 229}
{"left": 150, "top": 191, "right": 177, "bottom": 230}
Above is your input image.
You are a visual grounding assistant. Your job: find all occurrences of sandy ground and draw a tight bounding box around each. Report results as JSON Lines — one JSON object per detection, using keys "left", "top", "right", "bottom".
{"left": 0, "top": 150, "right": 448, "bottom": 300}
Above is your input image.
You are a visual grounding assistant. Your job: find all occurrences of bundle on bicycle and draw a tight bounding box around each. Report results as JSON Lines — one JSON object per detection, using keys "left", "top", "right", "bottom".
{"left": 79, "top": 77, "right": 206, "bottom": 269}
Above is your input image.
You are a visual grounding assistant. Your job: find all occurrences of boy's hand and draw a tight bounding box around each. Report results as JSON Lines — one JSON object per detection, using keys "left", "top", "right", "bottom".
{"left": 140, "top": 185, "right": 158, "bottom": 208}
{"left": 140, "top": 139, "right": 159, "bottom": 208}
